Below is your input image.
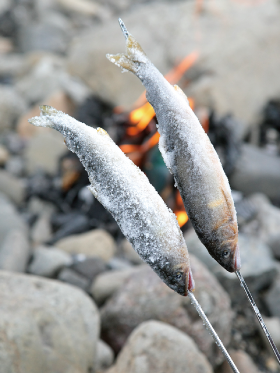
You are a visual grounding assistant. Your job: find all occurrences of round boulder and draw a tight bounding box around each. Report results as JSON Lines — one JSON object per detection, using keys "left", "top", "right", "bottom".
{"left": 108, "top": 320, "right": 213, "bottom": 373}
{"left": 0, "top": 271, "right": 100, "bottom": 373}
{"left": 101, "top": 255, "right": 232, "bottom": 367}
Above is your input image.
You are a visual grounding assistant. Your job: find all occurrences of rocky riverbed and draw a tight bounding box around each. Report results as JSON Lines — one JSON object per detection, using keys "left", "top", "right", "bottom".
{"left": 0, "top": 0, "right": 280, "bottom": 372}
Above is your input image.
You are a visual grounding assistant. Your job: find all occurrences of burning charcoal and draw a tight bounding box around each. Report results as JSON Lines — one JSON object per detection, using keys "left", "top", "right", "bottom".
{"left": 207, "top": 112, "right": 241, "bottom": 176}
{"left": 260, "top": 99, "right": 280, "bottom": 154}
{"left": 49, "top": 212, "right": 90, "bottom": 244}
{"left": 75, "top": 95, "right": 114, "bottom": 131}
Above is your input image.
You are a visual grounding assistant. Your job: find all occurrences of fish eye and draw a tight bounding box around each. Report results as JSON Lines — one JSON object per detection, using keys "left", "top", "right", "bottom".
{"left": 175, "top": 272, "right": 183, "bottom": 280}
{"left": 222, "top": 249, "right": 230, "bottom": 259}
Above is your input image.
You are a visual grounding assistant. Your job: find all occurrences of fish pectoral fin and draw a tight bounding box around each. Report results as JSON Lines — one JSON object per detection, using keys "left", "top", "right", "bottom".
{"left": 173, "top": 85, "right": 190, "bottom": 106}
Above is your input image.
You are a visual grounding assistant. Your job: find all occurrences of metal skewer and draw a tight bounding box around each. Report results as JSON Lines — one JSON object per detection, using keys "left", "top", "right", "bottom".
{"left": 187, "top": 291, "right": 240, "bottom": 373}
{"left": 119, "top": 18, "right": 129, "bottom": 39}
{"left": 235, "top": 270, "right": 280, "bottom": 365}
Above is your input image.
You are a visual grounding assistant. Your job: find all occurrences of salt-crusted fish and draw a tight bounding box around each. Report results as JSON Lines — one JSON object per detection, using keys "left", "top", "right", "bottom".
{"left": 29, "top": 105, "right": 194, "bottom": 295}
{"left": 107, "top": 19, "right": 241, "bottom": 272}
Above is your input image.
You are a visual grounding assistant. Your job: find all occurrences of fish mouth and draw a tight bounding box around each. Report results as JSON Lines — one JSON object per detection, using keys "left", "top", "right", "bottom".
{"left": 185, "top": 267, "right": 195, "bottom": 295}
{"left": 234, "top": 245, "right": 241, "bottom": 271}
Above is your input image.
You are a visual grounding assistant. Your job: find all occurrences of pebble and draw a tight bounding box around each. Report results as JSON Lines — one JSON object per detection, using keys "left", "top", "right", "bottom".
{"left": 90, "top": 267, "right": 136, "bottom": 306}
{"left": 71, "top": 256, "right": 106, "bottom": 281}
{"left": 0, "top": 85, "right": 27, "bottom": 133}
{"left": 31, "top": 214, "right": 53, "bottom": 245}
{"left": 106, "top": 257, "right": 133, "bottom": 271}
{"left": 219, "top": 350, "right": 261, "bottom": 373}
{"left": 0, "top": 169, "right": 25, "bottom": 205}
{"left": 120, "top": 238, "right": 144, "bottom": 265}
{"left": 17, "top": 90, "right": 75, "bottom": 139}
{"left": 259, "top": 317, "right": 280, "bottom": 352}
{"left": 0, "top": 193, "right": 27, "bottom": 247}
{"left": 0, "top": 229, "right": 30, "bottom": 272}
{"left": 245, "top": 194, "right": 280, "bottom": 258}
{"left": 108, "top": 320, "right": 213, "bottom": 373}
{"left": 101, "top": 256, "right": 232, "bottom": 367}
{"left": 0, "top": 271, "right": 100, "bottom": 373}
{"left": 24, "top": 130, "right": 67, "bottom": 176}
{"left": 28, "top": 246, "right": 72, "bottom": 277}
{"left": 229, "top": 145, "right": 280, "bottom": 200}
{"left": 56, "top": 229, "right": 116, "bottom": 261}
{"left": 5, "top": 156, "right": 25, "bottom": 177}
{"left": 0, "top": 144, "right": 9, "bottom": 166}
{"left": 17, "top": 15, "right": 70, "bottom": 54}
{"left": 57, "top": 267, "right": 89, "bottom": 291}
{"left": 95, "top": 339, "right": 114, "bottom": 372}
{"left": 265, "top": 268, "right": 280, "bottom": 318}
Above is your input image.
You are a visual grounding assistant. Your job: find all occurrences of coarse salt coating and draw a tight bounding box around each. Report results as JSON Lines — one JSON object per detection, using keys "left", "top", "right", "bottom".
{"left": 29, "top": 106, "right": 192, "bottom": 295}
{"left": 107, "top": 28, "right": 240, "bottom": 273}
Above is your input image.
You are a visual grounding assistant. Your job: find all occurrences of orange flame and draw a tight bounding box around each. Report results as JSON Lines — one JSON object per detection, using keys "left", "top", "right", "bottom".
{"left": 174, "top": 190, "right": 189, "bottom": 227}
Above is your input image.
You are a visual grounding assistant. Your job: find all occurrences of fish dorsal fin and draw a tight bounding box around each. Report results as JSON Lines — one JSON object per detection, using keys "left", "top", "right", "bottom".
{"left": 173, "top": 85, "right": 190, "bottom": 106}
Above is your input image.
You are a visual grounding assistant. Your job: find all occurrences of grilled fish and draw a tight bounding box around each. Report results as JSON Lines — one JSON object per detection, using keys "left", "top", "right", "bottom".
{"left": 107, "top": 19, "right": 240, "bottom": 272}
{"left": 29, "top": 105, "right": 194, "bottom": 295}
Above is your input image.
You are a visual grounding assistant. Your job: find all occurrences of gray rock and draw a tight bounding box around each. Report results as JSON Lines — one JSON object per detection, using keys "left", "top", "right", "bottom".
{"left": 120, "top": 239, "right": 144, "bottom": 265}
{"left": 56, "top": 229, "right": 116, "bottom": 261}
{"left": 243, "top": 194, "right": 280, "bottom": 257}
{"left": 58, "top": 267, "right": 89, "bottom": 291}
{"left": 5, "top": 156, "right": 25, "bottom": 177}
{"left": 71, "top": 257, "right": 106, "bottom": 281}
{"left": 27, "top": 196, "right": 56, "bottom": 216}
{"left": 31, "top": 214, "right": 53, "bottom": 245}
{"left": 101, "top": 256, "right": 232, "bottom": 367}
{"left": 0, "top": 170, "right": 25, "bottom": 205}
{"left": 220, "top": 350, "right": 261, "bottom": 373}
{"left": 96, "top": 339, "right": 114, "bottom": 372}
{"left": 0, "top": 229, "right": 30, "bottom": 272}
{"left": 0, "top": 145, "right": 9, "bottom": 166}
{"left": 0, "top": 193, "right": 27, "bottom": 247}
{"left": 107, "top": 257, "right": 133, "bottom": 271}
{"left": 108, "top": 320, "right": 213, "bottom": 373}
{"left": 24, "top": 130, "right": 66, "bottom": 176}
{"left": 15, "top": 54, "right": 90, "bottom": 106}
{"left": 260, "top": 317, "right": 280, "bottom": 352}
{"left": 0, "top": 271, "right": 99, "bottom": 373}
{"left": 28, "top": 246, "right": 72, "bottom": 277}
{"left": 229, "top": 145, "right": 280, "bottom": 200}
{"left": 185, "top": 229, "right": 277, "bottom": 303}
{"left": 0, "top": 85, "right": 27, "bottom": 133}
{"left": 17, "top": 15, "right": 70, "bottom": 54}
{"left": 0, "top": 0, "right": 11, "bottom": 15}
{"left": 265, "top": 269, "right": 280, "bottom": 318}
{"left": 68, "top": 1, "right": 280, "bottom": 133}
{"left": 91, "top": 267, "right": 136, "bottom": 305}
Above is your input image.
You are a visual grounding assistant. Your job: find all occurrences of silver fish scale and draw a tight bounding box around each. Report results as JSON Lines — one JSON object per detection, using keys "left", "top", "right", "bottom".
{"left": 29, "top": 107, "right": 190, "bottom": 294}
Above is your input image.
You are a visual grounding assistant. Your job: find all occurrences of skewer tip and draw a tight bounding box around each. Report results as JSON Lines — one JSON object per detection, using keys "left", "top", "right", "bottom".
{"left": 118, "top": 18, "right": 129, "bottom": 40}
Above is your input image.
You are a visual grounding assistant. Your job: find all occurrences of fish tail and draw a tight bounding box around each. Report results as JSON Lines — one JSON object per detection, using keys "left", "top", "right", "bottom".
{"left": 106, "top": 18, "right": 148, "bottom": 74}
{"left": 28, "top": 105, "right": 60, "bottom": 129}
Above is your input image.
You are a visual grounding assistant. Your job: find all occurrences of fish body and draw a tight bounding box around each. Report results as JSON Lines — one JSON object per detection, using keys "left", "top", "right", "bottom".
{"left": 107, "top": 22, "right": 240, "bottom": 272}
{"left": 29, "top": 106, "right": 194, "bottom": 295}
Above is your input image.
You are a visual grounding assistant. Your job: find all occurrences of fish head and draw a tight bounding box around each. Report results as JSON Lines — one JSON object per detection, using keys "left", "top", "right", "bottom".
{"left": 215, "top": 239, "right": 241, "bottom": 272}
{"left": 156, "top": 260, "right": 195, "bottom": 296}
